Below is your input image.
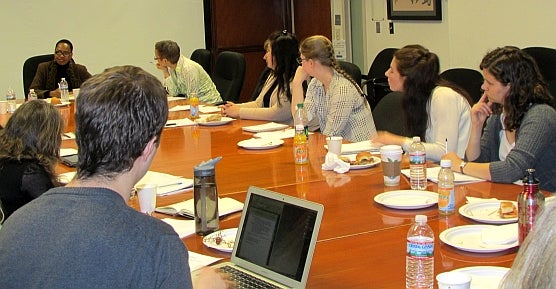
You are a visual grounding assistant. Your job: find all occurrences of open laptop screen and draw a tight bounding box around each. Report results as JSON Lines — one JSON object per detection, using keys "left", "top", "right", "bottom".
{"left": 235, "top": 193, "right": 318, "bottom": 281}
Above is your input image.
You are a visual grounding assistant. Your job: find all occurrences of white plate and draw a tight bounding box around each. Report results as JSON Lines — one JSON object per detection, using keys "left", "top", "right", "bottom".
{"left": 341, "top": 154, "right": 381, "bottom": 170}
{"left": 439, "top": 225, "right": 518, "bottom": 253}
{"left": 202, "top": 228, "right": 237, "bottom": 253}
{"left": 237, "top": 138, "right": 284, "bottom": 150}
{"left": 374, "top": 190, "right": 438, "bottom": 209}
{"left": 452, "top": 266, "right": 510, "bottom": 289}
{"left": 459, "top": 201, "right": 517, "bottom": 224}
{"left": 195, "top": 115, "right": 234, "bottom": 126}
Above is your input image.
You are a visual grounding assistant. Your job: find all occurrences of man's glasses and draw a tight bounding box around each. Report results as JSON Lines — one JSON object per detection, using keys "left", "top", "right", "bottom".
{"left": 297, "top": 57, "right": 309, "bottom": 65}
{"left": 55, "top": 50, "right": 71, "bottom": 57}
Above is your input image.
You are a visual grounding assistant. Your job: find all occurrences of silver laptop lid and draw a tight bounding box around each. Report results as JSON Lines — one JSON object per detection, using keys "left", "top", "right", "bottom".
{"left": 230, "top": 186, "right": 324, "bottom": 289}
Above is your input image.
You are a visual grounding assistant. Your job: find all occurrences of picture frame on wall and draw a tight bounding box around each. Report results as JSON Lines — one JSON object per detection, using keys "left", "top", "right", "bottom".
{"left": 387, "top": 0, "right": 442, "bottom": 21}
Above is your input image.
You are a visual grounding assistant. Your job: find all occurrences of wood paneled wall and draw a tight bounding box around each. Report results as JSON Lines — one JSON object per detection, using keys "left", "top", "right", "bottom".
{"left": 204, "top": 0, "right": 331, "bottom": 103}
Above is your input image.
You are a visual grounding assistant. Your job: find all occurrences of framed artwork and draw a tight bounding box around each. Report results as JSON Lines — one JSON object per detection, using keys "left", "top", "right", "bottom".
{"left": 387, "top": 0, "right": 442, "bottom": 21}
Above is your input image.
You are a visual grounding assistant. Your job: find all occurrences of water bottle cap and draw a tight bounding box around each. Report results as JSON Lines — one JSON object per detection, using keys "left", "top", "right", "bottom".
{"left": 30, "top": 89, "right": 34, "bottom": 92}
{"left": 415, "top": 215, "right": 427, "bottom": 223}
{"left": 194, "top": 156, "right": 222, "bottom": 176}
{"left": 440, "top": 159, "right": 451, "bottom": 168}
{"left": 412, "top": 136, "right": 421, "bottom": 142}
{"left": 297, "top": 103, "right": 304, "bottom": 108}
{"left": 522, "top": 168, "right": 539, "bottom": 185}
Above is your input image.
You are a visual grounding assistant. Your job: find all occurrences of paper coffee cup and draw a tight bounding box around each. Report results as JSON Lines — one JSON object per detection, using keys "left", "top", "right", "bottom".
{"left": 326, "top": 136, "right": 343, "bottom": 155}
{"left": 436, "top": 272, "right": 472, "bottom": 289}
{"left": 136, "top": 183, "right": 157, "bottom": 215}
{"left": 380, "top": 145, "right": 403, "bottom": 186}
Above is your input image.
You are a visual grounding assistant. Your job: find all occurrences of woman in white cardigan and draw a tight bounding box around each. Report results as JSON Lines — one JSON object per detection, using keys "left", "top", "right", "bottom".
{"left": 221, "top": 30, "right": 298, "bottom": 125}
{"left": 373, "top": 44, "right": 473, "bottom": 161}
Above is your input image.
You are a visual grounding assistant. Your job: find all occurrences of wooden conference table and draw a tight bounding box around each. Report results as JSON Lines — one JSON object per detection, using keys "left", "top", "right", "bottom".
{"left": 2, "top": 100, "right": 523, "bottom": 288}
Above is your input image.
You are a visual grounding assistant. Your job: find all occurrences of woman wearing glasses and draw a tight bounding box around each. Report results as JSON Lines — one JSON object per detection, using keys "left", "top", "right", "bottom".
{"left": 291, "top": 35, "right": 376, "bottom": 142}
{"left": 0, "top": 100, "right": 64, "bottom": 219}
{"left": 30, "top": 39, "right": 92, "bottom": 99}
{"left": 221, "top": 30, "right": 308, "bottom": 128}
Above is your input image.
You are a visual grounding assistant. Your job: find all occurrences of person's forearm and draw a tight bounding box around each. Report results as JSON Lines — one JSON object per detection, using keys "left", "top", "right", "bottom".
{"left": 461, "top": 161, "right": 492, "bottom": 181}
{"left": 465, "top": 124, "right": 483, "bottom": 161}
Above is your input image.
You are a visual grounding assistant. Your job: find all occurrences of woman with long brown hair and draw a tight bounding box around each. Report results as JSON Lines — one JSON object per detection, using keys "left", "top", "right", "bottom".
{"left": 290, "top": 35, "right": 376, "bottom": 142}
{"left": 0, "top": 100, "right": 64, "bottom": 218}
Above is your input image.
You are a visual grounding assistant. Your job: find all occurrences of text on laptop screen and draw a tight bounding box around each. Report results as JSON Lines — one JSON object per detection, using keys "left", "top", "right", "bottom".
{"left": 235, "top": 194, "right": 318, "bottom": 281}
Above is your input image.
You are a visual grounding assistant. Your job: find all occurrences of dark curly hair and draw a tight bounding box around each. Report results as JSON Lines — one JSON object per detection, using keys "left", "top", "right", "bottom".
{"left": 394, "top": 44, "right": 472, "bottom": 139}
{"left": 480, "top": 46, "right": 554, "bottom": 130}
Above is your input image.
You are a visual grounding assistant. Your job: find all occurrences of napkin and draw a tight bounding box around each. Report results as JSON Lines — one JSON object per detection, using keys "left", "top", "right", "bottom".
{"left": 466, "top": 196, "right": 498, "bottom": 203}
{"left": 161, "top": 218, "right": 196, "bottom": 238}
{"left": 156, "top": 197, "right": 244, "bottom": 218}
{"left": 165, "top": 118, "right": 196, "bottom": 127}
{"left": 136, "top": 171, "right": 193, "bottom": 196}
{"left": 322, "top": 152, "right": 350, "bottom": 173}
{"left": 169, "top": 105, "right": 190, "bottom": 112}
{"left": 481, "top": 223, "right": 518, "bottom": 245}
{"left": 199, "top": 105, "right": 221, "bottom": 114}
{"left": 60, "top": 148, "right": 78, "bottom": 157}
{"left": 401, "top": 167, "right": 486, "bottom": 184}
{"left": 324, "top": 140, "right": 380, "bottom": 154}
{"left": 242, "top": 122, "right": 289, "bottom": 133}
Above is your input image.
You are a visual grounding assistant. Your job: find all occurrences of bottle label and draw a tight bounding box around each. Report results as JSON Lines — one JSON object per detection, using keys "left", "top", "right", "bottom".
{"left": 294, "top": 142, "right": 308, "bottom": 164}
{"left": 409, "top": 154, "right": 426, "bottom": 164}
{"left": 407, "top": 237, "right": 434, "bottom": 257}
{"left": 438, "top": 187, "right": 455, "bottom": 211}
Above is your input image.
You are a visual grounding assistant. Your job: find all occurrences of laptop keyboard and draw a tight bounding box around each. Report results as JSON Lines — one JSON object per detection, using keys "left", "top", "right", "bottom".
{"left": 220, "top": 265, "right": 282, "bottom": 289}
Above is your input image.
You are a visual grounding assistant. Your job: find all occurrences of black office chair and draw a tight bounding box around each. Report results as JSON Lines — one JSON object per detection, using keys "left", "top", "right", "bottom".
{"left": 440, "top": 68, "right": 484, "bottom": 103}
{"left": 523, "top": 47, "right": 556, "bottom": 98}
{"left": 190, "top": 48, "right": 212, "bottom": 75}
{"left": 211, "top": 51, "right": 246, "bottom": 103}
{"left": 22, "top": 54, "right": 54, "bottom": 97}
{"left": 372, "top": 91, "right": 405, "bottom": 136}
{"left": 337, "top": 60, "right": 362, "bottom": 87}
{"left": 362, "top": 48, "right": 398, "bottom": 110}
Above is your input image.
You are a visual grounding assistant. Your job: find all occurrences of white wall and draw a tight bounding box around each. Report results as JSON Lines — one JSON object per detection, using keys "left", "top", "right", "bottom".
{"left": 363, "top": 0, "right": 556, "bottom": 73}
{"left": 0, "top": 0, "right": 205, "bottom": 99}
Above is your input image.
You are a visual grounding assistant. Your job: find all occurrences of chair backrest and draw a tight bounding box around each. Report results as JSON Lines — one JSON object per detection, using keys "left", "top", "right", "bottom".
{"left": 367, "top": 48, "right": 397, "bottom": 80}
{"left": 23, "top": 54, "right": 54, "bottom": 96}
{"left": 523, "top": 46, "right": 556, "bottom": 97}
{"left": 190, "top": 48, "right": 212, "bottom": 75}
{"left": 211, "top": 51, "right": 246, "bottom": 103}
{"left": 337, "top": 60, "right": 362, "bottom": 87}
{"left": 440, "top": 68, "right": 484, "bottom": 103}
{"left": 372, "top": 91, "right": 405, "bottom": 136}
{"left": 364, "top": 48, "right": 398, "bottom": 109}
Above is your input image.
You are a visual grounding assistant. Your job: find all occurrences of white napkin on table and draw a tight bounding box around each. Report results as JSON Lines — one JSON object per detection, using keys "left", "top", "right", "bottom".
{"left": 481, "top": 223, "right": 518, "bottom": 245}
{"left": 322, "top": 152, "right": 350, "bottom": 173}
{"left": 466, "top": 196, "right": 498, "bottom": 203}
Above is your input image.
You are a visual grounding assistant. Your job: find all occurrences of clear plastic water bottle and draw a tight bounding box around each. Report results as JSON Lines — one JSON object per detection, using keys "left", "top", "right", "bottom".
{"left": 406, "top": 214, "right": 434, "bottom": 289}
{"left": 409, "top": 136, "right": 427, "bottom": 190}
{"left": 518, "top": 168, "right": 545, "bottom": 244}
{"left": 59, "top": 78, "right": 69, "bottom": 102}
{"left": 438, "top": 159, "right": 455, "bottom": 215}
{"left": 6, "top": 87, "right": 16, "bottom": 113}
{"left": 27, "top": 89, "right": 37, "bottom": 101}
{"left": 189, "top": 92, "right": 199, "bottom": 120}
{"left": 293, "top": 124, "right": 308, "bottom": 164}
{"left": 295, "top": 103, "right": 309, "bottom": 140}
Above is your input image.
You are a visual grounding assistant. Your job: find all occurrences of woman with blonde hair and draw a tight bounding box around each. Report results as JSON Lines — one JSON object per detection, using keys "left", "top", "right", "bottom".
{"left": 291, "top": 35, "right": 376, "bottom": 142}
{"left": 0, "top": 100, "right": 64, "bottom": 218}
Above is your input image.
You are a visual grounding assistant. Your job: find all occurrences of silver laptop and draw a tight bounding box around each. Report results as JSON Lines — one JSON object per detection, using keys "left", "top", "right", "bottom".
{"left": 212, "top": 186, "right": 324, "bottom": 289}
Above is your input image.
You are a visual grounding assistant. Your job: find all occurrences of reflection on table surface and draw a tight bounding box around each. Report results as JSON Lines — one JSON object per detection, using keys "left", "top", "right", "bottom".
{"left": 45, "top": 101, "right": 525, "bottom": 288}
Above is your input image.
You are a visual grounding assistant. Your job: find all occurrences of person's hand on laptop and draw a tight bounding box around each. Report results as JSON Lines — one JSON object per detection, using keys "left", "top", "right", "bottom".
{"left": 192, "top": 267, "right": 235, "bottom": 289}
